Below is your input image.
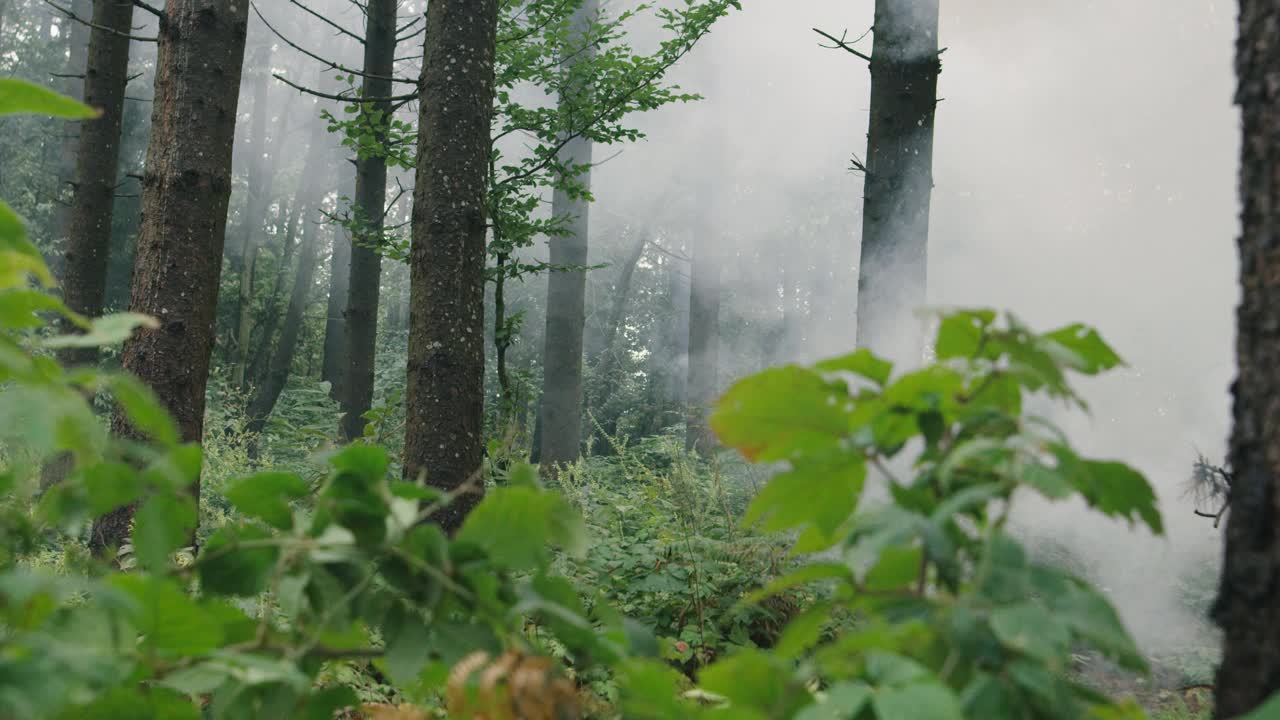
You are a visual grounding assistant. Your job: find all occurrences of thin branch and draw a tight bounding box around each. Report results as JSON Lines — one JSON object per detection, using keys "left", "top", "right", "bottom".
{"left": 289, "top": 0, "right": 364, "bottom": 44}
{"left": 43, "top": 0, "right": 158, "bottom": 41}
{"left": 813, "top": 27, "right": 871, "bottom": 63}
{"left": 132, "top": 0, "right": 162, "bottom": 19}
{"left": 250, "top": 0, "right": 416, "bottom": 84}
{"left": 272, "top": 72, "right": 417, "bottom": 104}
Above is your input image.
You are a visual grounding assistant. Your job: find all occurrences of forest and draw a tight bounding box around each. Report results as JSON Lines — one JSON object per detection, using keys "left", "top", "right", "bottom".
{"left": 0, "top": 0, "right": 1274, "bottom": 718}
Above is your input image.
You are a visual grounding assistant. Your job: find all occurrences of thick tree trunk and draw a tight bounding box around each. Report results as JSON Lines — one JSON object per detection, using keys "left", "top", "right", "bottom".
{"left": 339, "top": 0, "right": 397, "bottom": 443}
{"left": 231, "top": 43, "right": 274, "bottom": 390}
{"left": 685, "top": 233, "right": 720, "bottom": 455}
{"left": 404, "top": 0, "right": 499, "bottom": 533}
{"left": 322, "top": 211, "right": 352, "bottom": 400}
{"left": 1212, "top": 3, "right": 1280, "bottom": 716}
{"left": 538, "top": 0, "right": 598, "bottom": 472}
{"left": 50, "top": 0, "right": 91, "bottom": 274}
{"left": 855, "top": 0, "right": 940, "bottom": 364}
{"left": 57, "top": 0, "right": 133, "bottom": 366}
{"left": 247, "top": 215, "right": 321, "bottom": 435}
{"left": 90, "top": 0, "right": 250, "bottom": 555}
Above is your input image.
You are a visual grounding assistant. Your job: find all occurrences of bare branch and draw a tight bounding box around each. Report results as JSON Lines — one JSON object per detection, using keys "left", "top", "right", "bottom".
{"left": 813, "top": 27, "right": 871, "bottom": 63}
{"left": 132, "top": 0, "right": 162, "bottom": 19}
{"left": 273, "top": 72, "right": 418, "bottom": 104}
{"left": 250, "top": 0, "right": 416, "bottom": 84}
{"left": 43, "top": 0, "right": 158, "bottom": 42}
{"left": 289, "top": 0, "right": 365, "bottom": 44}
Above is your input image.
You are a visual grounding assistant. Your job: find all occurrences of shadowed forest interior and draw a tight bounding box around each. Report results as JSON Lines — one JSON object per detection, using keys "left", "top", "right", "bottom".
{"left": 0, "top": 0, "right": 1277, "bottom": 718}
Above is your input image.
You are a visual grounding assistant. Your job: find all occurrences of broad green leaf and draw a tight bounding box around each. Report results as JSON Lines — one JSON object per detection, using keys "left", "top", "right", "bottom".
{"left": 319, "top": 467, "right": 389, "bottom": 548}
{"left": 774, "top": 602, "right": 834, "bottom": 658}
{"left": 43, "top": 312, "right": 158, "bottom": 349}
{"left": 506, "top": 461, "right": 540, "bottom": 487}
{"left": 110, "top": 575, "right": 223, "bottom": 655}
{"left": 1043, "top": 323, "right": 1123, "bottom": 374}
{"left": 328, "top": 442, "right": 389, "bottom": 480}
{"left": 873, "top": 683, "right": 964, "bottom": 720}
{"left": 225, "top": 472, "right": 309, "bottom": 530}
{"left": 742, "top": 562, "right": 855, "bottom": 607}
{"left": 0, "top": 78, "right": 99, "bottom": 118}
{"left": 935, "top": 310, "right": 994, "bottom": 360}
{"left": 712, "top": 366, "right": 851, "bottom": 462}
{"left": 795, "top": 682, "right": 871, "bottom": 720}
{"left": 383, "top": 606, "right": 432, "bottom": 685}
{"left": 105, "top": 374, "right": 179, "bottom": 446}
{"left": 140, "top": 443, "right": 203, "bottom": 490}
{"left": 617, "top": 659, "right": 701, "bottom": 719}
{"left": 814, "top": 349, "right": 893, "bottom": 386}
{"left": 81, "top": 462, "right": 145, "bottom": 516}
{"left": 699, "top": 649, "right": 810, "bottom": 716}
{"left": 132, "top": 492, "right": 196, "bottom": 570}
{"left": 864, "top": 545, "right": 923, "bottom": 591}
{"left": 457, "top": 486, "right": 586, "bottom": 570}
{"left": 989, "top": 603, "right": 1071, "bottom": 666}
{"left": 157, "top": 663, "right": 233, "bottom": 696}
{"left": 198, "top": 524, "right": 279, "bottom": 596}
{"left": 744, "top": 456, "right": 865, "bottom": 546}
{"left": 0, "top": 289, "right": 69, "bottom": 329}
{"left": 1076, "top": 460, "right": 1163, "bottom": 533}
{"left": 59, "top": 687, "right": 200, "bottom": 720}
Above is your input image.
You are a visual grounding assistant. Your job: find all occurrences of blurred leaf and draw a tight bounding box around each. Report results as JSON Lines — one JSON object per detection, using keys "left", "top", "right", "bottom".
{"left": 225, "top": 472, "right": 309, "bottom": 531}
{"left": 873, "top": 683, "right": 964, "bottom": 720}
{"left": 111, "top": 575, "right": 222, "bottom": 655}
{"left": 814, "top": 349, "right": 893, "bottom": 386}
{"left": 712, "top": 366, "right": 850, "bottom": 462}
{"left": 744, "top": 456, "right": 865, "bottom": 547}
{"left": 105, "top": 374, "right": 179, "bottom": 446}
{"left": 198, "top": 524, "right": 279, "bottom": 597}
{"left": 43, "top": 313, "right": 158, "bottom": 349}
{"left": 0, "top": 78, "right": 100, "bottom": 118}
{"left": 132, "top": 492, "right": 196, "bottom": 571}
{"left": 457, "top": 486, "right": 586, "bottom": 570}
{"left": 699, "top": 649, "right": 810, "bottom": 716}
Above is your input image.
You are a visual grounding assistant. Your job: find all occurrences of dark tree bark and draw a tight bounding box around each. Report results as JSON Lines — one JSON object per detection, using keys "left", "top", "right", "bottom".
{"left": 685, "top": 232, "right": 721, "bottom": 455}
{"left": 246, "top": 214, "right": 321, "bottom": 435}
{"left": 232, "top": 43, "right": 275, "bottom": 390}
{"left": 322, "top": 210, "right": 351, "bottom": 400}
{"left": 50, "top": 0, "right": 91, "bottom": 272}
{"left": 90, "top": 0, "right": 250, "bottom": 554}
{"left": 339, "top": 0, "right": 397, "bottom": 442}
{"left": 57, "top": 0, "right": 134, "bottom": 366}
{"left": 854, "top": 0, "right": 940, "bottom": 363}
{"left": 404, "top": 0, "right": 499, "bottom": 533}
{"left": 1212, "top": 3, "right": 1280, "bottom": 716}
{"left": 538, "top": 0, "right": 598, "bottom": 472}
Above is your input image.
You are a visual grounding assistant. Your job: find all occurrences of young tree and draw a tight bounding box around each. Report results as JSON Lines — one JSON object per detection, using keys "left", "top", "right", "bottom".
{"left": 1212, "top": 2, "right": 1280, "bottom": 715}
{"left": 685, "top": 230, "right": 721, "bottom": 454}
{"left": 50, "top": 0, "right": 91, "bottom": 260}
{"left": 57, "top": 0, "right": 133, "bottom": 367}
{"left": 339, "top": 0, "right": 398, "bottom": 442}
{"left": 825, "top": 1, "right": 941, "bottom": 362}
{"left": 403, "top": 0, "right": 500, "bottom": 532}
{"left": 538, "top": 0, "right": 598, "bottom": 472}
{"left": 90, "top": 0, "right": 250, "bottom": 553}
{"left": 322, "top": 195, "right": 351, "bottom": 399}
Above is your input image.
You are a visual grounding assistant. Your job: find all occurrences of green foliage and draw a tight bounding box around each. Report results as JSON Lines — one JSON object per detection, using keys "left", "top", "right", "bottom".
{"left": 617, "top": 310, "right": 1165, "bottom": 718}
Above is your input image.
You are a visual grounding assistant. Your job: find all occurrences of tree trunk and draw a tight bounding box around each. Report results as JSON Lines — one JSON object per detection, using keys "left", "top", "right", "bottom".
{"left": 339, "top": 0, "right": 397, "bottom": 443}
{"left": 538, "top": 0, "right": 598, "bottom": 472}
{"left": 57, "top": 0, "right": 133, "bottom": 366}
{"left": 404, "top": 0, "right": 499, "bottom": 533}
{"left": 855, "top": 0, "right": 940, "bottom": 364}
{"left": 247, "top": 214, "right": 321, "bottom": 435}
{"left": 685, "top": 233, "right": 720, "bottom": 455}
{"left": 587, "top": 229, "right": 647, "bottom": 455}
{"left": 50, "top": 0, "right": 91, "bottom": 276}
{"left": 322, "top": 204, "right": 352, "bottom": 400}
{"left": 231, "top": 43, "right": 274, "bottom": 390}
{"left": 89, "top": 0, "right": 250, "bottom": 555}
{"left": 1212, "top": 2, "right": 1280, "bottom": 716}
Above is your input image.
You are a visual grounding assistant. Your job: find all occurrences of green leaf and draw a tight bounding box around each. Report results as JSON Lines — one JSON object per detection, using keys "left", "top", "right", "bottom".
{"left": 81, "top": 462, "right": 145, "bottom": 516}
{"left": 105, "top": 374, "right": 179, "bottom": 446}
{"left": 795, "top": 682, "right": 871, "bottom": 720}
{"left": 775, "top": 602, "right": 834, "bottom": 658}
{"left": 456, "top": 486, "right": 586, "bottom": 570}
{"left": 111, "top": 575, "right": 223, "bottom": 655}
{"left": 1043, "top": 323, "right": 1123, "bottom": 374}
{"left": 198, "top": 524, "right": 279, "bottom": 596}
{"left": 132, "top": 492, "right": 196, "bottom": 570}
{"left": 319, "top": 468, "right": 389, "bottom": 548}
{"left": 989, "top": 603, "right": 1071, "bottom": 666}
{"left": 873, "top": 683, "right": 964, "bottom": 720}
{"left": 43, "top": 312, "right": 158, "bottom": 348}
{"left": 935, "top": 310, "right": 994, "bottom": 360}
{"left": 743, "top": 456, "right": 865, "bottom": 547}
{"left": 814, "top": 349, "right": 893, "bottom": 386}
{"left": 0, "top": 289, "right": 69, "bottom": 329}
{"left": 0, "top": 78, "right": 99, "bottom": 118}
{"left": 328, "top": 442, "right": 389, "bottom": 481}
{"left": 742, "top": 562, "right": 854, "bottom": 607}
{"left": 712, "top": 366, "right": 851, "bottom": 463}
{"left": 1236, "top": 692, "right": 1280, "bottom": 720}
{"left": 699, "top": 649, "right": 810, "bottom": 716}
{"left": 864, "top": 545, "right": 923, "bottom": 591}
{"left": 1076, "top": 460, "right": 1163, "bottom": 533}
{"left": 383, "top": 606, "right": 432, "bottom": 685}
{"left": 225, "top": 472, "right": 309, "bottom": 530}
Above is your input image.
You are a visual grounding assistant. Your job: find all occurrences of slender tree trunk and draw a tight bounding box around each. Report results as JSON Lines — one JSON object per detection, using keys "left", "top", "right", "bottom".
{"left": 404, "top": 0, "right": 499, "bottom": 533}
{"left": 855, "top": 0, "right": 940, "bottom": 363}
{"left": 587, "top": 229, "right": 647, "bottom": 455}
{"left": 231, "top": 43, "right": 274, "bottom": 390}
{"left": 323, "top": 216, "right": 352, "bottom": 399}
{"left": 666, "top": 255, "right": 691, "bottom": 407}
{"left": 57, "top": 0, "right": 133, "bottom": 364}
{"left": 90, "top": 0, "right": 250, "bottom": 555}
{"left": 685, "top": 233, "right": 721, "bottom": 455}
{"left": 247, "top": 216, "right": 321, "bottom": 435}
{"left": 50, "top": 0, "right": 91, "bottom": 276}
{"left": 1212, "top": 2, "right": 1280, "bottom": 715}
{"left": 339, "top": 0, "right": 397, "bottom": 442}
{"left": 538, "top": 0, "right": 598, "bottom": 472}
